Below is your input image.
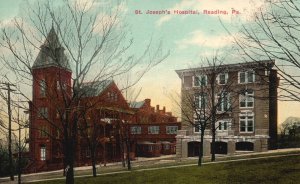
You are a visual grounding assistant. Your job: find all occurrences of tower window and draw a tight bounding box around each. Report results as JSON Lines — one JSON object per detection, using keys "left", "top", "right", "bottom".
{"left": 40, "top": 79, "right": 46, "bottom": 97}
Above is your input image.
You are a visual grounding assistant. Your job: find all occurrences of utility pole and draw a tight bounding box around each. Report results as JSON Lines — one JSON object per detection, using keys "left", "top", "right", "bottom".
{"left": 0, "top": 82, "right": 16, "bottom": 181}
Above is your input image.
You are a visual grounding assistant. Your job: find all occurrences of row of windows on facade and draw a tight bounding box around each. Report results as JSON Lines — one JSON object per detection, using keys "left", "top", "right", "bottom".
{"left": 194, "top": 112, "right": 254, "bottom": 133}
{"left": 130, "top": 125, "right": 178, "bottom": 135}
{"left": 39, "top": 80, "right": 119, "bottom": 101}
{"left": 38, "top": 140, "right": 176, "bottom": 161}
{"left": 37, "top": 125, "right": 178, "bottom": 139}
{"left": 194, "top": 90, "right": 254, "bottom": 111}
{"left": 193, "top": 70, "right": 255, "bottom": 86}
{"left": 39, "top": 80, "right": 67, "bottom": 97}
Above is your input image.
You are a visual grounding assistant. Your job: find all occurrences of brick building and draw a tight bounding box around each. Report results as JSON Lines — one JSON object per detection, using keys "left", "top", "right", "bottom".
{"left": 175, "top": 60, "right": 278, "bottom": 158}
{"left": 26, "top": 28, "right": 179, "bottom": 172}
{"left": 130, "top": 99, "right": 180, "bottom": 157}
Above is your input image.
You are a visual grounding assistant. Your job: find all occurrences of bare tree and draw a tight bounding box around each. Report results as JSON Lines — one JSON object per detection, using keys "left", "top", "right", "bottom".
{"left": 0, "top": 0, "right": 168, "bottom": 183}
{"left": 224, "top": 0, "right": 300, "bottom": 102}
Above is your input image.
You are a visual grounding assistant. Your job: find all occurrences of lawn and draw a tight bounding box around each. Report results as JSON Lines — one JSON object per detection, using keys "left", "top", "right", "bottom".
{"left": 38, "top": 155, "right": 300, "bottom": 184}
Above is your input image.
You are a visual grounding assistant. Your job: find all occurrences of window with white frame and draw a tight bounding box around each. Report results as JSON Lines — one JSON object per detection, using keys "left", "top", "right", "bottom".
{"left": 194, "top": 93, "right": 208, "bottom": 109}
{"left": 40, "top": 146, "right": 46, "bottom": 161}
{"left": 240, "top": 112, "right": 254, "bottom": 133}
{"left": 217, "top": 120, "right": 230, "bottom": 131}
{"left": 217, "top": 92, "right": 230, "bottom": 112}
{"left": 166, "top": 126, "right": 178, "bottom": 134}
{"left": 193, "top": 75, "right": 207, "bottom": 86}
{"left": 131, "top": 126, "right": 142, "bottom": 134}
{"left": 240, "top": 90, "right": 254, "bottom": 108}
{"left": 40, "top": 79, "right": 46, "bottom": 97}
{"left": 148, "top": 126, "right": 159, "bottom": 134}
{"left": 239, "top": 70, "right": 255, "bottom": 84}
{"left": 218, "top": 73, "right": 228, "bottom": 85}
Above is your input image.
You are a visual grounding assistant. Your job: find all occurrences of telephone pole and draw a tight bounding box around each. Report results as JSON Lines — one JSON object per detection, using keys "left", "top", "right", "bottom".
{"left": 0, "top": 82, "right": 16, "bottom": 181}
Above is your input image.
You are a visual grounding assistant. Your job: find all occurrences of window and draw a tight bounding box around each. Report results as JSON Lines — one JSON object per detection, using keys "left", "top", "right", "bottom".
{"left": 217, "top": 120, "right": 230, "bottom": 131}
{"left": 164, "top": 144, "right": 170, "bottom": 150}
{"left": 108, "top": 92, "right": 118, "bottom": 101}
{"left": 194, "top": 119, "right": 205, "bottom": 133}
{"left": 131, "top": 126, "right": 141, "bottom": 134}
{"left": 38, "top": 107, "right": 48, "bottom": 118}
{"left": 218, "top": 73, "right": 228, "bottom": 85}
{"left": 217, "top": 92, "right": 230, "bottom": 112}
{"left": 193, "top": 75, "right": 207, "bottom": 86}
{"left": 56, "top": 129, "right": 60, "bottom": 139}
{"left": 194, "top": 93, "right": 208, "bottom": 109}
{"left": 239, "top": 70, "right": 255, "bottom": 84}
{"left": 40, "top": 79, "right": 46, "bottom": 97}
{"left": 148, "top": 145, "right": 153, "bottom": 151}
{"left": 240, "top": 113, "right": 254, "bottom": 133}
{"left": 40, "top": 126, "right": 49, "bottom": 138}
{"left": 40, "top": 146, "right": 46, "bottom": 161}
{"left": 148, "top": 126, "right": 159, "bottom": 134}
{"left": 86, "top": 148, "right": 91, "bottom": 158}
{"left": 57, "top": 80, "right": 67, "bottom": 91}
{"left": 240, "top": 90, "right": 254, "bottom": 108}
{"left": 166, "top": 126, "right": 178, "bottom": 134}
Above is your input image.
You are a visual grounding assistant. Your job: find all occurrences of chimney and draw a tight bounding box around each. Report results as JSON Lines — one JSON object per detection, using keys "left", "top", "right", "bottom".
{"left": 145, "top": 98, "right": 151, "bottom": 107}
{"left": 163, "top": 106, "right": 166, "bottom": 114}
{"left": 156, "top": 105, "right": 159, "bottom": 112}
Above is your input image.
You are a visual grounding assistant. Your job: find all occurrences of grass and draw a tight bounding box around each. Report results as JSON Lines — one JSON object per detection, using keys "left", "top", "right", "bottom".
{"left": 37, "top": 154, "right": 300, "bottom": 184}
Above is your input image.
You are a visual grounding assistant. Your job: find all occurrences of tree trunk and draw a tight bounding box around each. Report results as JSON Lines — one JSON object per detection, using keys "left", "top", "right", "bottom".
{"left": 211, "top": 111, "right": 216, "bottom": 162}
{"left": 211, "top": 130, "right": 216, "bottom": 161}
{"left": 65, "top": 138, "right": 75, "bottom": 184}
{"left": 91, "top": 150, "right": 97, "bottom": 177}
{"left": 126, "top": 139, "right": 131, "bottom": 170}
{"left": 66, "top": 163, "right": 74, "bottom": 184}
{"left": 198, "top": 129, "right": 205, "bottom": 166}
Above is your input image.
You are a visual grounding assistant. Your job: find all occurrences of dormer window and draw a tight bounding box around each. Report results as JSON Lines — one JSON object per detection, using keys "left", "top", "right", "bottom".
{"left": 193, "top": 75, "right": 207, "bottom": 87}
{"left": 239, "top": 70, "right": 255, "bottom": 84}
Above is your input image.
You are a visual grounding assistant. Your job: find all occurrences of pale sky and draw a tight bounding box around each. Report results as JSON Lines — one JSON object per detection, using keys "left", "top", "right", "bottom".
{"left": 0, "top": 0, "right": 299, "bottom": 125}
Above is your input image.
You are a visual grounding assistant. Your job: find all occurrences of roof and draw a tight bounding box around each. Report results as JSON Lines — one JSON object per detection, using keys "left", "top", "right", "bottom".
{"left": 175, "top": 60, "right": 275, "bottom": 77}
{"left": 130, "top": 101, "right": 145, "bottom": 108}
{"left": 32, "top": 27, "right": 71, "bottom": 71}
{"left": 80, "top": 80, "right": 113, "bottom": 97}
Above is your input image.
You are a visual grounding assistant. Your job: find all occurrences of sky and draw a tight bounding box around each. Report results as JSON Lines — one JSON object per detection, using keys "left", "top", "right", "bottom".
{"left": 0, "top": 0, "right": 299, "bottom": 125}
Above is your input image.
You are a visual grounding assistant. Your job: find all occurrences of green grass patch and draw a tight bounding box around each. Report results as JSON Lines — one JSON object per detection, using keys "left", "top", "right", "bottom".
{"left": 38, "top": 154, "right": 300, "bottom": 184}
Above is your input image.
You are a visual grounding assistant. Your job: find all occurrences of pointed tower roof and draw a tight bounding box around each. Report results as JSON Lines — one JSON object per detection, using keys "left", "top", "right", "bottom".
{"left": 32, "top": 26, "right": 71, "bottom": 71}
{"left": 43, "top": 26, "right": 61, "bottom": 48}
